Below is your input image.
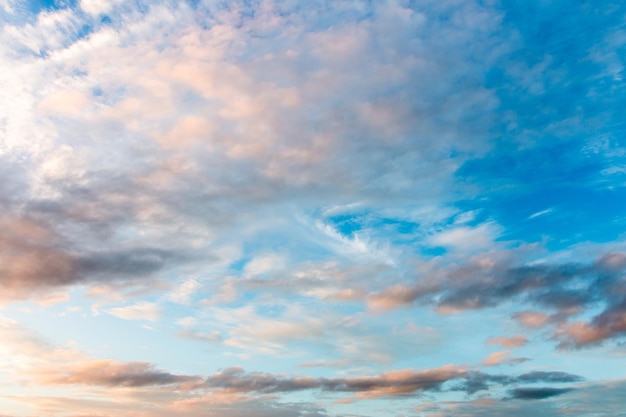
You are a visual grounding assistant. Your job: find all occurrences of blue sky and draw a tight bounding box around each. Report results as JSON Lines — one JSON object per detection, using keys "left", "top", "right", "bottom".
{"left": 1, "top": 0, "right": 626, "bottom": 416}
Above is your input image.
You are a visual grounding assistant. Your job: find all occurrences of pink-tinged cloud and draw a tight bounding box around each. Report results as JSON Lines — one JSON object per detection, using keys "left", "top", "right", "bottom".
{"left": 34, "top": 359, "right": 202, "bottom": 388}
{"left": 0, "top": 315, "right": 583, "bottom": 414}
{"left": 202, "top": 365, "right": 469, "bottom": 399}
{"left": 0, "top": 215, "right": 76, "bottom": 300}
{"left": 594, "top": 252, "right": 626, "bottom": 271}
{"left": 513, "top": 311, "right": 552, "bottom": 328}
{"left": 367, "top": 284, "right": 438, "bottom": 311}
{"left": 486, "top": 335, "right": 528, "bottom": 348}
{"left": 554, "top": 315, "right": 626, "bottom": 349}
{"left": 0, "top": 212, "right": 186, "bottom": 303}
{"left": 481, "top": 350, "right": 529, "bottom": 367}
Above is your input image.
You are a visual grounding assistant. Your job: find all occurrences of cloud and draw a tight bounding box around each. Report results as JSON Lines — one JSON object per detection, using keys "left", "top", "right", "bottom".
{"left": 367, "top": 251, "right": 626, "bottom": 347}
{"left": 200, "top": 365, "right": 469, "bottom": 399}
{"left": 168, "top": 278, "right": 201, "bottom": 305}
{"left": 411, "top": 379, "right": 626, "bottom": 417}
{"left": 553, "top": 306, "right": 626, "bottom": 349}
{"left": 0, "top": 317, "right": 196, "bottom": 390}
{"left": 238, "top": 260, "right": 375, "bottom": 304}
{"left": 244, "top": 254, "right": 287, "bottom": 278}
{"left": 2, "top": 0, "right": 508, "bottom": 282}
{"left": 527, "top": 208, "right": 553, "bottom": 220}
{"left": 199, "top": 367, "right": 585, "bottom": 401}
{"left": 486, "top": 335, "right": 528, "bottom": 348}
{"left": 108, "top": 302, "right": 161, "bottom": 322}
{"left": 367, "top": 283, "right": 437, "bottom": 311}
{"left": 177, "top": 329, "right": 222, "bottom": 343}
{"left": 516, "top": 371, "right": 583, "bottom": 384}
{"left": 0, "top": 0, "right": 512, "bottom": 305}
{"left": 80, "top": 0, "right": 125, "bottom": 17}
{"left": 449, "top": 370, "right": 583, "bottom": 397}
{"left": 0, "top": 316, "right": 590, "bottom": 417}
{"left": 0, "top": 315, "right": 581, "bottom": 399}
{"left": 0, "top": 214, "right": 76, "bottom": 299}
{"left": 428, "top": 222, "right": 500, "bottom": 251}
{"left": 481, "top": 351, "right": 529, "bottom": 367}
{"left": 508, "top": 387, "right": 574, "bottom": 400}
{"left": 0, "top": 211, "right": 190, "bottom": 303}
{"left": 513, "top": 311, "right": 552, "bottom": 328}
{"left": 35, "top": 359, "right": 201, "bottom": 388}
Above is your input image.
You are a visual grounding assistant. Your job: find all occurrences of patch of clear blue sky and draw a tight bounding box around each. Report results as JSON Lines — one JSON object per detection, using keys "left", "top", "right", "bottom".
{"left": 455, "top": 0, "right": 626, "bottom": 250}
{"left": 28, "top": 0, "right": 76, "bottom": 14}
{"left": 326, "top": 211, "right": 420, "bottom": 238}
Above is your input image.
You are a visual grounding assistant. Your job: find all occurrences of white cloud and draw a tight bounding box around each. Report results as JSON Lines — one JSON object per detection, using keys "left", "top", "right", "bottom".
{"left": 244, "top": 254, "right": 286, "bottom": 278}
{"left": 80, "top": 0, "right": 124, "bottom": 16}
{"left": 109, "top": 302, "right": 161, "bottom": 322}
{"left": 429, "top": 222, "right": 501, "bottom": 251}
{"left": 0, "top": 0, "right": 13, "bottom": 13}
{"left": 168, "top": 278, "right": 201, "bottom": 305}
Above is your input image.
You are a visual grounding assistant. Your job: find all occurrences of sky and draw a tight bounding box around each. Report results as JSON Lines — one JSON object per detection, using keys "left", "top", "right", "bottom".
{"left": 1, "top": 0, "right": 626, "bottom": 416}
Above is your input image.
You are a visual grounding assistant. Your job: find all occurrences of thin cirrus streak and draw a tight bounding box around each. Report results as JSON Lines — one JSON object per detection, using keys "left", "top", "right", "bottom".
{"left": 1, "top": 0, "right": 626, "bottom": 416}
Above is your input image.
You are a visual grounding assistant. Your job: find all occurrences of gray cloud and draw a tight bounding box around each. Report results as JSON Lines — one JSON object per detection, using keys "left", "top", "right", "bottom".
{"left": 37, "top": 360, "right": 202, "bottom": 388}
{"left": 508, "top": 387, "right": 574, "bottom": 400}
{"left": 76, "top": 248, "right": 184, "bottom": 278}
{"left": 450, "top": 371, "right": 583, "bottom": 396}
{"left": 199, "top": 367, "right": 583, "bottom": 400}
{"left": 368, "top": 252, "right": 626, "bottom": 348}
{"left": 0, "top": 212, "right": 188, "bottom": 301}
{"left": 36, "top": 360, "right": 583, "bottom": 400}
{"left": 516, "top": 371, "right": 583, "bottom": 384}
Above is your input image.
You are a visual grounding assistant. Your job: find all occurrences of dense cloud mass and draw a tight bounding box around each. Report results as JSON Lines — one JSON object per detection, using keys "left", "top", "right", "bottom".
{"left": 1, "top": 0, "right": 626, "bottom": 416}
